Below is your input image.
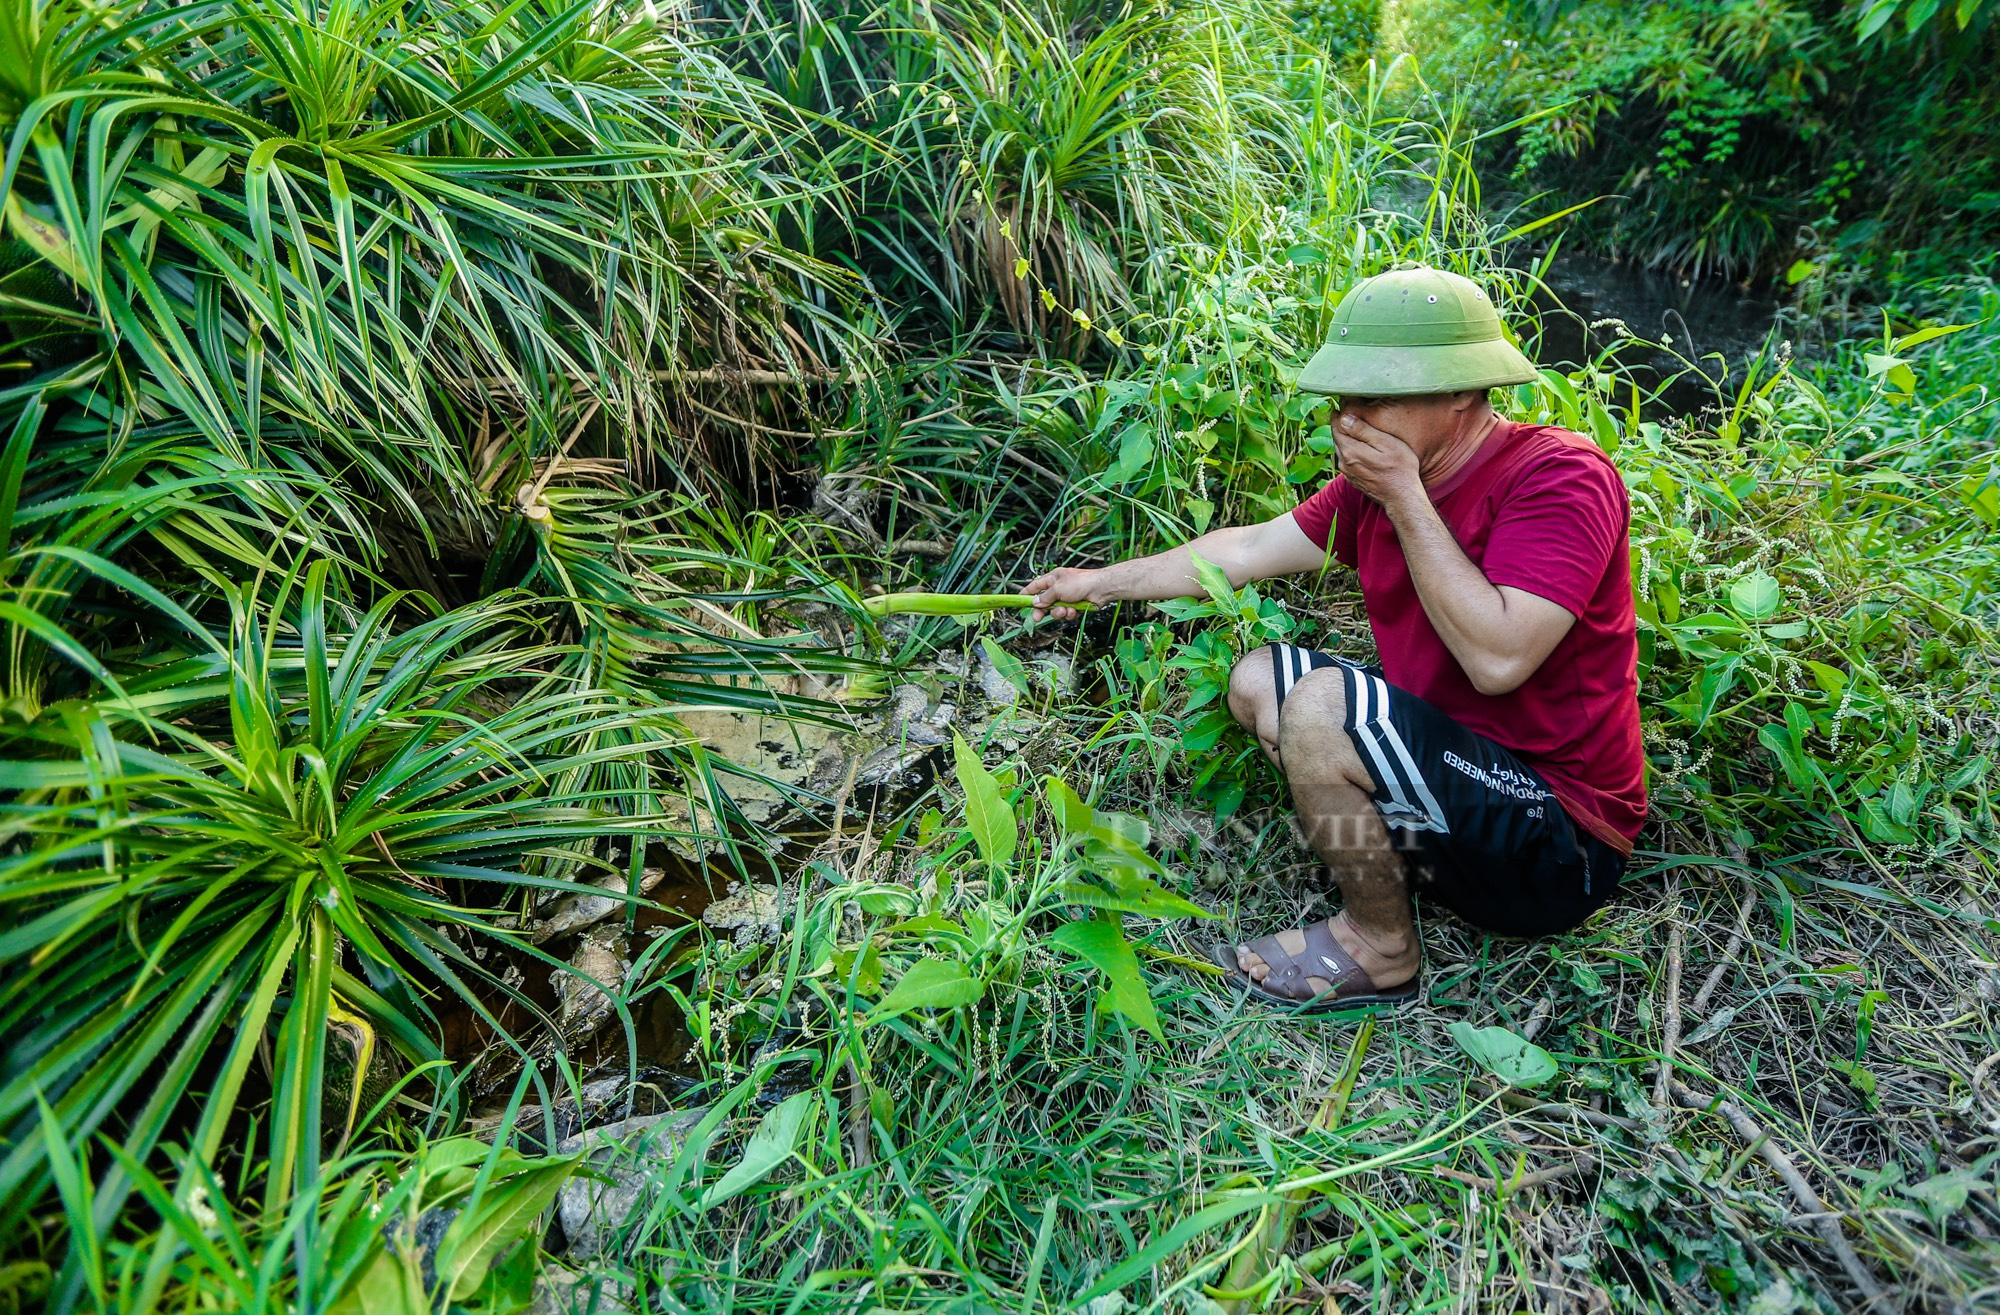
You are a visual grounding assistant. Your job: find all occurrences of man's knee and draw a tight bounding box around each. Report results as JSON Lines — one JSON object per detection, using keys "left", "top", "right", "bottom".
{"left": 1226, "top": 649, "right": 1274, "bottom": 730}
{"left": 1277, "top": 668, "right": 1371, "bottom": 785}
{"left": 1277, "top": 666, "right": 1348, "bottom": 732}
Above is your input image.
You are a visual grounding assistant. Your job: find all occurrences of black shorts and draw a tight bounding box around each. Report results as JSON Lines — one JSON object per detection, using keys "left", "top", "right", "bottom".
{"left": 1269, "top": 643, "right": 1624, "bottom": 937}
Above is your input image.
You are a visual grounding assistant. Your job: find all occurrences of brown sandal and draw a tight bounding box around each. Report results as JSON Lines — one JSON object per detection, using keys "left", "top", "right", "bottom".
{"left": 1208, "top": 920, "right": 1421, "bottom": 1015}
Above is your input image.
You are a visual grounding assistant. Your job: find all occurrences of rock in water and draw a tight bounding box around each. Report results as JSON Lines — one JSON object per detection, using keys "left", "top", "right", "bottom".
{"left": 701, "top": 882, "right": 783, "bottom": 946}
{"left": 552, "top": 928, "right": 628, "bottom": 1047}
{"left": 977, "top": 644, "right": 1021, "bottom": 706}
{"left": 531, "top": 1264, "right": 631, "bottom": 1314}
{"left": 552, "top": 1110, "right": 707, "bottom": 1261}
{"left": 663, "top": 710, "right": 851, "bottom": 826}
{"left": 528, "top": 868, "right": 668, "bottom": 944}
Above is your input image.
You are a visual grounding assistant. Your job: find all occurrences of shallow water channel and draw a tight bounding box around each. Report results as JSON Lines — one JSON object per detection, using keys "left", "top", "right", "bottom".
{"left": 449, "top": 642, "right": 1064, "bottom": 1132}
{"left": 1531, "top": 251, "right": 1783, "bottom": 415}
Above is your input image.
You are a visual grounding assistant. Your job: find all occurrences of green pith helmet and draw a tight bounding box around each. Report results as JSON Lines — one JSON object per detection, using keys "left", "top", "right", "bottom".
{"left": 1297, "top": 266, "right": 1538, "bottom": 396}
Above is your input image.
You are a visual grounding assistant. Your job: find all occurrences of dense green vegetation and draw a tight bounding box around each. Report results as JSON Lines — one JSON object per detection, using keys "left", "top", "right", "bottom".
{"left": 1386, "top": 0, "right": 2000, "bottom": 286}
{"left": 0, "top": 0, "right": 1995, "bottom": 1311}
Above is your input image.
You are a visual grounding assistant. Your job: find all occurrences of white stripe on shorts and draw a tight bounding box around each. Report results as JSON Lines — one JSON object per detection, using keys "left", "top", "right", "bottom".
{"left": 1348, "top": 669, "right": 1450, "bottom": 835}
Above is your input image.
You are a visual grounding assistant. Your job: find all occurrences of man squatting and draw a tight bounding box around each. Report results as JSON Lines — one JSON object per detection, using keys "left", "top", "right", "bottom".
{"left": 1026, "top": 266, "right": 1647, "bottom": 1013}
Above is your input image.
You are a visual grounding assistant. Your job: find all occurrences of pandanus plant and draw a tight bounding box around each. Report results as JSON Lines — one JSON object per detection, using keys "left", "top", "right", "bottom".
{"left": 922, "top": 0, "right": 1225, "bottom": 349}
{"left": 0, "top": 563, "right": 680, "bottom": 1289}
{"left": 0, "top": 0, "right": 872, "bottom": 574}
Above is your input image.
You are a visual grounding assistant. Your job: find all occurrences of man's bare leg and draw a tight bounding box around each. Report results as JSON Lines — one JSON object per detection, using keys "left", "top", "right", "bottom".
{"left": 1226, "top": 650, "right": 1284, "bottom": 768}
{"left": 1225, "top": 655, "right": 1420, "bottom": 991}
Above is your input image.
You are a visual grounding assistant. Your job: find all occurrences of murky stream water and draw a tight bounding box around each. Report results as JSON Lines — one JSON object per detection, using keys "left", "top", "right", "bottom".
{"left": 1530, "top": 251, "right": 1783, "bottom": 416}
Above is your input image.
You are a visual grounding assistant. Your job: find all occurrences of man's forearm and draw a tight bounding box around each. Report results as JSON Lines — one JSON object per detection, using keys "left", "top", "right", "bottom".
{"left": 1088, "top": 523, "right": 1240, "bottom": 603}
{"left": 1088, "top": 524, "right": 1287, "bottom": 603}
{"left": 1380, "top": 491, "right": 1519, "bottom": 687}
{"left": 1030, "top": 515, "right": 1325, "bottom": 616}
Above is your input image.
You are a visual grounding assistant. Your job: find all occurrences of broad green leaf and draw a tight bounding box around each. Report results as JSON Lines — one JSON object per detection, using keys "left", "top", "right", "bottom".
{"left": 1757, "top": 723, "right": 1819, "bottom": 797}
{"left": 436, "top": 1160, "right": 575, "bottom": 1300}
{"left": 1447, "top": 1022, "right": 1558, "bottom": 1087}
{"left": 1568, "top": 960, "right": 1606, "bottom": 996}
{"left": 1962, "top": 468, "right": 2000, "bottom": 524}
{"left": 1180, "top": 706, "right": 1236, "bottom": 752}
{"left": 1805, "top": 660, "right": 1849, "bottom": 698}
{"left": 1863, "top": 352, "right": 1918, "bottom": 394}
{"left": 328, "top": 1248, "right": 427, "bottom": 1315}
{"left": 1045, "top": 776, "right": 1093, "bottom": 834}
{"left": 882, "top": 913, "right": 965, "bottom": 937}
{"left": 1903, "top": 1168, "right": 1980, "bottom": 1223}
{"left": 419, "top": 1138, "right": 507, "bottom": 1198}
{"left": 1105, "top": 422, "right": 1155, "bottom": 486}
{"left": 980, "top": 636, "right": 1030, "bottom": 694}
{"left": 1727, "top": 571, "right": 1782, "bottom": 620}
{"left": 1056, "top": 862, "right": 1211, "bottom": 920}
{"left": 1585, "top": 395, "right": 1620, "bottom": 454}
{"left": 1189, "top": 550, "right": 1236, "bottom": 613}
{"left": 863, "top": 958, "right": 984, "bottom": 1026}
{"left": 1891, "top": 323, "right": 1967, "bottom": 353}
{"left": 1050, "top": 919, "right": 1162, "bottom": 1041}
{"left": 1856, "top": 0, "right": 1900, "bottom": 38}
{"left": 698, "top": 1091, "right": 819, "bottom": 1213}
{"left": 1855, "top": 794, "right": 1915, "bottom": 845}
{"left": 1087, "top": 806, "right": 1151, "bottom": 854}
{"left": 1694, "top": 656, "right": 1742, "bottom": 727}
{"left": 854, "top": 885, "right": 919, "bottom": 916}
{"left": 953, "top": 732, "right": 1016, "bottom": 868}
{"left": 833, "top": 942, "right": 883, "bottom": 995}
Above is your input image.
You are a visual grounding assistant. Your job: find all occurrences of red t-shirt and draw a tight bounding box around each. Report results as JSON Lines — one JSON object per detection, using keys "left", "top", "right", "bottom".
{"left": 1290, "top": 420, "right": 1647, "bottom": 852}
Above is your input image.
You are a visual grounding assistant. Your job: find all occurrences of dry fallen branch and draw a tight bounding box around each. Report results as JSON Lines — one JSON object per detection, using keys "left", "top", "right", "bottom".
{"left": 1434, "top": 1157, "right": 1597, "bottom": 1194}
{"left": 1655, "top": 901, "right": 1684, "bottom": 1109}
{"left": 1497, "top": 1092, "right": 1643, "bottom": 1134}
{"left": 1670, "top": 1079, "right": 1894, "bottom": 1313}
{"left": 970, "top": 429, "right": 1093, "bottom": 500}
{"left": 844, "top": 1057, "right": 872, "bottom": 1170}
{"left": 1693, "top": 874, "right": 1759, "bottom": 1014}
{"left": 1521, "top": 996, "right": 1554, "bottom": 1043}
{"left": 682, "top": 395, "right": 860, "bottom": 441}
{"left": 516, "top": 400, "right": 604, "bottom": 520}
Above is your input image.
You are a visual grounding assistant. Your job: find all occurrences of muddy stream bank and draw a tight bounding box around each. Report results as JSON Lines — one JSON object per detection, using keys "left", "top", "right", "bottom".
{"left": 443, "top": 625, "right": 1086, "bottom": 1142}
